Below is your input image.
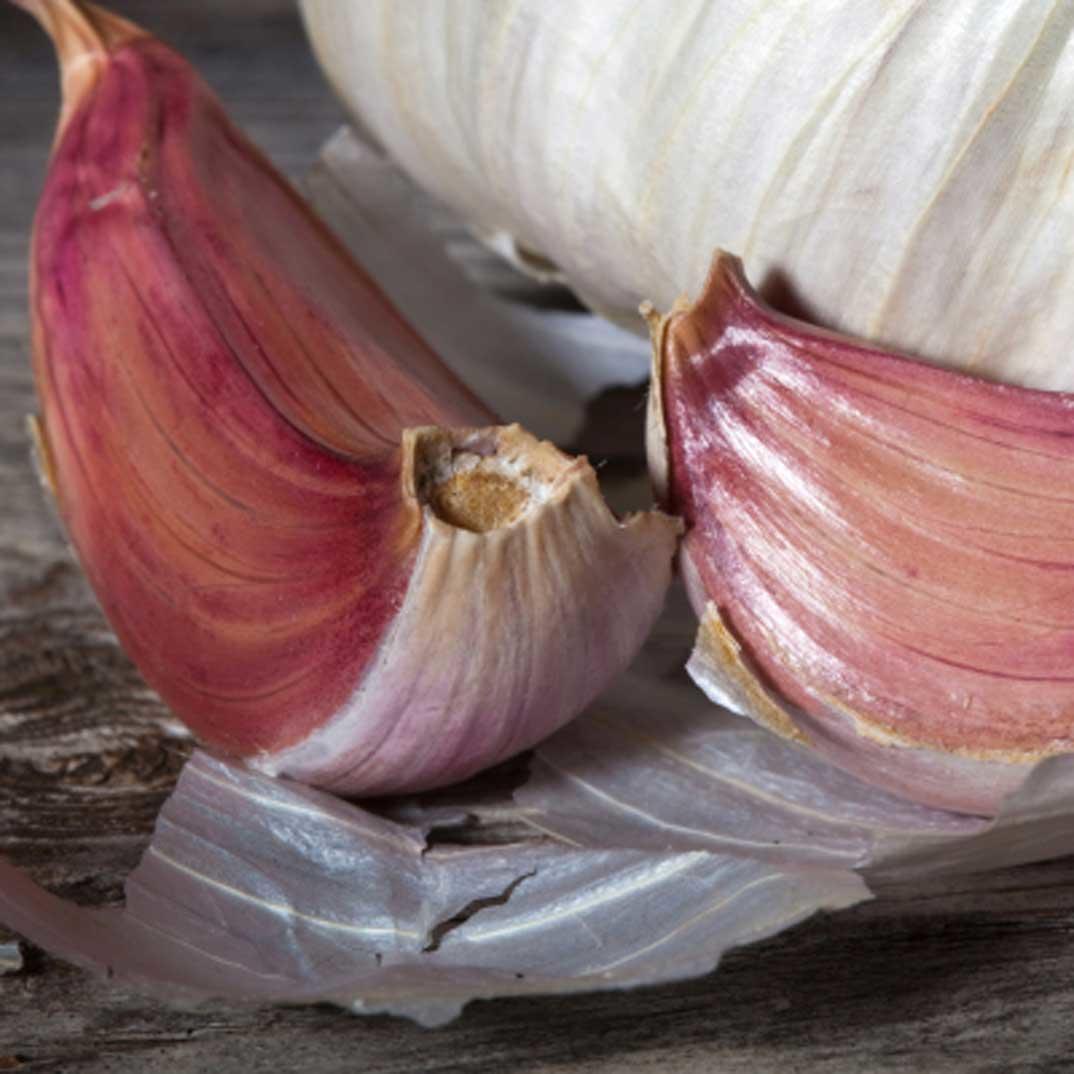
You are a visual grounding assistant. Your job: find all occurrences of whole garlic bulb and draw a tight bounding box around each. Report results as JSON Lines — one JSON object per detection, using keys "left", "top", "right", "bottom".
{"left": 301, "top": 0, "right": 1074, "bottom": 389}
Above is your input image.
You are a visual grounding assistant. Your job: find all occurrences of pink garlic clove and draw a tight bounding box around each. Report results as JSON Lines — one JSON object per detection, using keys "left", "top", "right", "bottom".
{"left": 22, "top": 0, "right": 678, "bottom": 794}
{"left": 649, "top": 251, "right": 1074, "bottom": 814}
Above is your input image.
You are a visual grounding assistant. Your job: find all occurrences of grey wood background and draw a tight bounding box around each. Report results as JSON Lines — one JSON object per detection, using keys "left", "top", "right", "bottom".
{"left": 2, "top": 2, "right": 1074, "bottom": 1071}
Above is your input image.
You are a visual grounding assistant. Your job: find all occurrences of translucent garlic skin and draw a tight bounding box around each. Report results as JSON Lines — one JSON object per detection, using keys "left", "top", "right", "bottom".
{"left": 301, "top": 0, "right": 1074, "bottom": 391}
{"left": 651, "top": 253, "right": 1074, "bottom": 815}
{"left": 26, "top": 0, "right": 679, "bottom": 794}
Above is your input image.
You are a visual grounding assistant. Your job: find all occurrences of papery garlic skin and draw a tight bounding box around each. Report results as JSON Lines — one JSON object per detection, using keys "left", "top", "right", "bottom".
{"left": 24, "top": 0, "right": 679, "bottom": 794}
{"left": 301, "top": 0, "right": 1074, "bottom": 390}
{"left": 650, "top": 252, "right": 1074, "bottom": 816}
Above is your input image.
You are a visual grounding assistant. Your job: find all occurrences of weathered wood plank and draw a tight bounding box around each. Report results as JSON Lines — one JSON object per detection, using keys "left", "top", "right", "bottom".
{"left": 2, "top": 3, "right": 1074, "bottom": 1072}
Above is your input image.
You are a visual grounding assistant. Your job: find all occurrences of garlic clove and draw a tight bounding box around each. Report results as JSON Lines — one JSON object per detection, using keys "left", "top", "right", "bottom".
{"left": 23, "top": 0, "right": 679, "bottom": 793}
{"left": 650, "top": 251, "right": 1074, "bottom": 815}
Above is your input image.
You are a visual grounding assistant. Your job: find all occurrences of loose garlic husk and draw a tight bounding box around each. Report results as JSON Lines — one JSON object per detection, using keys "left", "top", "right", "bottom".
{"left": 22, "top": 0, "right": 678, "bottom": 795}
{"left": 649, "top": 252, "right": 1074, "bottom": 815}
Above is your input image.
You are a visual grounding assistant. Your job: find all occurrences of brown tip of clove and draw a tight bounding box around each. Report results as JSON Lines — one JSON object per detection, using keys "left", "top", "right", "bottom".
{"left": 427, "top": 467, "right": 530, "bottom": 533}
{"left": 408, "top": 425, "right": 586, "bottom": 535}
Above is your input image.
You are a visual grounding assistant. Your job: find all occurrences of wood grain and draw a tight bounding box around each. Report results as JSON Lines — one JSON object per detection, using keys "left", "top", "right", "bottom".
{"left": 2, "top": 3, "right": 1074, "bottom": 1072}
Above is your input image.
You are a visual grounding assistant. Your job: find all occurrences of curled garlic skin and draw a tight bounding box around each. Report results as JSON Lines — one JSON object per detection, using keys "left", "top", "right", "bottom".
{"left": 23, "top": 0, "right": 679, "bottom": 795}
{"left": 650, "top": 252, "right": 1074, "bottom": 815}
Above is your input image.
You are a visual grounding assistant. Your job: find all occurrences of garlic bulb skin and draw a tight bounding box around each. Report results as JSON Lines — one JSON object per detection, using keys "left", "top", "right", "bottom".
{"left": 301, "top": 0, "right": 1074, "bottom": 390}
{"left": 649, "top": 252, "right": 1074, "bottom": 816}
{"left": 23, "top": 0, "right": 679, "bottom": 795}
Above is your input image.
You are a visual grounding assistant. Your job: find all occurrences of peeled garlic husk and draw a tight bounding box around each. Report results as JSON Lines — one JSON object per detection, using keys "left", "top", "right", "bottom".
{"left": 23, "top": 0, "right": 678, "bottom": 795}
{"left": 648, "top": 252, "right": 1074, "bottom": 815}
{"left": 300, "top": 0, "right": 1074, "bottom": 390}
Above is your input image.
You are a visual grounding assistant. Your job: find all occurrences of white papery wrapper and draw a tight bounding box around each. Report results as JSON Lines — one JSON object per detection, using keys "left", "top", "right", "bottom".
{"left": 0, "top": 750, "right": 867, "bottom": 1027}
{"left": 301, "top": 0, "right": 1074, "bottom": 391}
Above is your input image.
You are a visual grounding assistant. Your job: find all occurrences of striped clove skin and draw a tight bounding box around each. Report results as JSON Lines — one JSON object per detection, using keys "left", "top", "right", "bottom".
{"left": 22, "top": 0, "right": 678, "bottom": 795}
{"left": 649, "top": 252, "right": 1074, "bottom": 815}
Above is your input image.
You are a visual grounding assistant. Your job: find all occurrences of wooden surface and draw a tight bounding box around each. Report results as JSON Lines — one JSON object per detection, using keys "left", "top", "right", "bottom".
{"left": 3, "top": 3, "right": 1074, "bottom": 1071}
